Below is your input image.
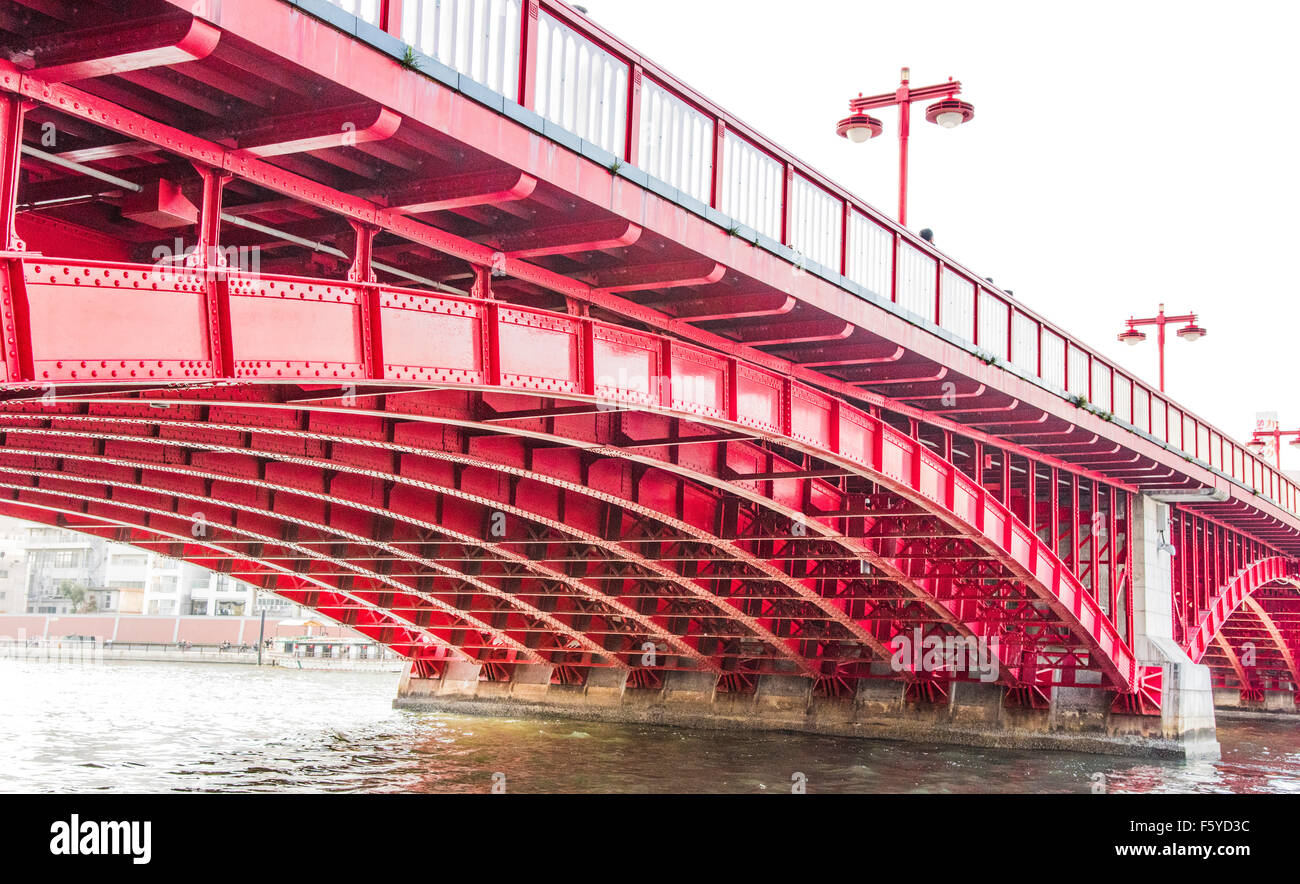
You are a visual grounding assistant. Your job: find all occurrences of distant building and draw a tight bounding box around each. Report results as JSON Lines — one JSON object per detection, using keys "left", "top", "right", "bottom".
{"left": 2, "top": 515, "right": 307, "bottom": 619}
{"left": 0, "top": 517, "right": 27, "bottom": 614}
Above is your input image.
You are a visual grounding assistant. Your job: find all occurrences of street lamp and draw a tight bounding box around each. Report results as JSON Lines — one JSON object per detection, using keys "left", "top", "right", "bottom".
{"left": 835, "top": 67, "right": 974, "bottom": 227}
{"left": 1116, "top": 303, "right": 1206, "bottom": 393}
{"left": 1246, "top": 425, "right": 1300, "bottom": 469}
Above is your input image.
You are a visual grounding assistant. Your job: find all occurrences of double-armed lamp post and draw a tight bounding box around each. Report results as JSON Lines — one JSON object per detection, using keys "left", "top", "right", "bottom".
{"left": 835, "top": 67, "right": 975, "bottom": 227}
{"left": 1247, "top": 426, "right": 1300, "bottom": 470}
{"left": 1116, "top": 304, "right": 1206, "bottom": 393}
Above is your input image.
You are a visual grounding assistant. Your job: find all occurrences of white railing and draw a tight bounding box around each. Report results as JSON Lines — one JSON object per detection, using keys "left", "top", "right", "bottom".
{"left": 638, "top": 77, "right": 712, "bottom": 205}
{"left": 304, "top": 0, "right": 1300, "bottom": 519}
{"left": 535, "top": 10, "right": 627, "bottom": 157}
{"left": 720, "top": 132, "right": 782, "bottom": 242}
{"left": 322, "top": 0, "right": 382, "bottom": 26}
{"left": 400, "top": 0, "right": 523, "bottom": 101}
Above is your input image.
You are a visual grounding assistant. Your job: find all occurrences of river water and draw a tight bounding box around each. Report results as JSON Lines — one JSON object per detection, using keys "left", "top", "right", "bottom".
{"left": 2, "top": 658, "right": 1298, "bottom": 794}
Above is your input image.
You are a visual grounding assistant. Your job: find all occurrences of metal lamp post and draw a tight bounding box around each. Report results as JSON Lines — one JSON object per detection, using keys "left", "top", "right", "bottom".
{"left": 1117, "top": 303, "right": 1206, "bottom": 392}
{"left": 835, "top": 67, "right": 975, "bottom": 227}
{"left": 1246, "top": 427, "right": 1300, "bottom": 470}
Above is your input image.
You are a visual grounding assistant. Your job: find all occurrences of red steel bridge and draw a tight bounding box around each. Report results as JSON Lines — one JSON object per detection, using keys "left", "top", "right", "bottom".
{"left": 0, "top": 0, "right": 1295, "bottom": 732}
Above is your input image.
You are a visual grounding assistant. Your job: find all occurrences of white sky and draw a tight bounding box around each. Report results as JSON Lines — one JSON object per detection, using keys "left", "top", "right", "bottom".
{"left": 582, "top": 0, "right": 1300, "bottom": 468}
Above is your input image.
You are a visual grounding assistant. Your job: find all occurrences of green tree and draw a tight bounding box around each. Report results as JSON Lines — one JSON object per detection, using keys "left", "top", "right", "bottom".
{"left": 55, "top": 580, "right": 97, "bottom": 614}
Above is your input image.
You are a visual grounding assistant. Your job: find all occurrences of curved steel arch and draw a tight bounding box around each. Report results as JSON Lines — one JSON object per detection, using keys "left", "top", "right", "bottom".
{"left": 1242, "top": 595, "right": 1300, "bottom": 690}
{"left": 1184, "top": 556, "right": 1300, "bottom": 668}
{"left": 0, "top": 415, "right": 982, "bottom": 682}
{"left": 0, "top": 260, "right": 1144, "bottom": 691}
{"left": 1, "top": 498, "right": 463, "bottom": 661}
{"left": 0, "top": 388, "right": 1139, "bottom": 693}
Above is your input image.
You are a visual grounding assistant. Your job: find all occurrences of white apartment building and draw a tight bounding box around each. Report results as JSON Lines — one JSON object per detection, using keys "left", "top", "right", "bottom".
{"left": 0, "top": 517, "right": 28, "bottom": 614}
{"left": 5, "top": 515, "right": 304, "bottom": 618}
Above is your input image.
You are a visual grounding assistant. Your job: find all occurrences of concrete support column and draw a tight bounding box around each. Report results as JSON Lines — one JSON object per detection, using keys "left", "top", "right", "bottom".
{"left": 1119, "top": 494, "right": 1219, "bottom": 758}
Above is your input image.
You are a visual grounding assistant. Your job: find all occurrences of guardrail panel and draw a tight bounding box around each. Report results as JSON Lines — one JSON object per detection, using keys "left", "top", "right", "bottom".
{"left": 536, "top": 10, "right": 628, "bottom": 157}
{"left": 638, "top": 78, "right": 713, "bottom": 205}
{"left": 939, "top": 268, "right": 975, "bottom": 340}
{"left": 977, "top": 289, "right": 1009, "bottom": 360}
{"left": 896, "top": 240, "right": 937, "bottom": 322}
{"left": 1066, "top": 344, "right": 1088, "bottom": 398}
{"left": 720, "top": 132, "right": 782, "bottom": 242}
{"left": 1011, "top": 311, "right": 1037, "bottom": 375}
{"left": 788, "top": 173, "right": 840, "bottom": 272}
{"left": 846, "top": 210, "right": 892, "bottom": 299}
{"left": 1114, "top": 374, "right": 1132, "bottom": 424}
{"left": 1091, "top": 361, "right": 1112, "bottom": 412}
{"left": 401, "top": 0, "right": 523, "bottom": 101}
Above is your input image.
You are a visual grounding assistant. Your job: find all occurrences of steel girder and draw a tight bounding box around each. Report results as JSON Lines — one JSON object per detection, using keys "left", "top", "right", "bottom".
{"left": 0, "top": 386, "right": 1132, "bottom": 693}
{"left": 0, "top": 251, "right": 1149, "bottom": 695}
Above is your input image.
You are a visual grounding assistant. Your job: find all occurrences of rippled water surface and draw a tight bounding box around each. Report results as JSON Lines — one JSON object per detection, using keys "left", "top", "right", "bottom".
{"left": 2, "top": 658, "right": 1298, "bottom": 793}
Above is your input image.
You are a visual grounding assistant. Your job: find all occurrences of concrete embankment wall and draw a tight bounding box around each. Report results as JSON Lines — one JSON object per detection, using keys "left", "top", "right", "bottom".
{"left": 0, "top": 613, "right": 357, "bottom": 644}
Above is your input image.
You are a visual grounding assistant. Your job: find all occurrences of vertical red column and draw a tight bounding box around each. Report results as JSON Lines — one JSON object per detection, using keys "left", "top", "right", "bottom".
{"left": 1124, "top": 492, "right": 1134, "bottom": 646}
{"left": 1107, "top": 486, "right": 1118, "bottom": 624}
{"left": 1026, "top": 459, "right": 1037, "bottom": 538}
{"left": 625, "top": 63, "right": 642, "bottom": 165}
{"left": 0, "top": 93, "right": 32, "bottom": 384}
{"left": 382, "top": 0, "right": 403, "bottom": 38}
{"left": 348, "top": 220, "right": 383, "bottom": 382}
{"left": 476, "top": 266, "right": 501, "bottom": 386}
{"left": 519, "top": 0, "right": 540, "bottom": 110}
{"left": 0, "top": 94, "right": 26, "bottom": 253}
{"left": 1068, "top": 474, "right": 1079, "bottom": 575}
{"left": 1049, "top": 466, "right": 1060, "bottom": 561}
{"left": 190, "top": 165, "right": 233, "bottom": 380}
{"left": 780, "top": 163, "right": 792, "bottom": 246}
{"left": 710, "top": 120, "right": 726, "bottom": 210}
{"left": 839, "top": 201, "right": 850, "bottom": 278}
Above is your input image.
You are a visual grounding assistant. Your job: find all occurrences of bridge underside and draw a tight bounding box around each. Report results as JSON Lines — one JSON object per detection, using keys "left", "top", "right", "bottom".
{"left": 1, "top": 374, "right": 1135, "bottom": 701}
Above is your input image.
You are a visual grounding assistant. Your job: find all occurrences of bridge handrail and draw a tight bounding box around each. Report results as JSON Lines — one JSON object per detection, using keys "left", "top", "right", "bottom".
{"left": 306, "top": 0, "right": 1297, "bottom": 519}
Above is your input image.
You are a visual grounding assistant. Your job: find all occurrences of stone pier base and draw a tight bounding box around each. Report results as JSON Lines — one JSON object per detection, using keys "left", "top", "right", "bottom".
{"left": 394, "top": 663, "right": 1220, "bottom": 759}
{"left": 1213, "top": 687, "right": 1300, "bottom": 720}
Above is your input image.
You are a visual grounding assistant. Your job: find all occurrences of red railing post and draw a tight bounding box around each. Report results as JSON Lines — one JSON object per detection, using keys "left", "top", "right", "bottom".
{"left": 625, "top": 63, "right": 642, "bottom": 165}
{"left": 519, "top": 0, "right": 540, "bottom": 109}
{"left": 710, "top": 119, "right": 726, "bottom": 210}
{"left": 780, "top": 163, "right": 792, "bottom": 246}
{"left": 381, "top": 0, "right": 403, "bottom": 38}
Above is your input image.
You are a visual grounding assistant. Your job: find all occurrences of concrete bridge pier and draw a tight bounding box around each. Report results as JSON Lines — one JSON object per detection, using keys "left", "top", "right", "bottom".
{"left": 395, "top": 498, "right": 1220, "bottom": 759}
{"left": 1112, "top": 495, "right": 1220, "bottom": 758}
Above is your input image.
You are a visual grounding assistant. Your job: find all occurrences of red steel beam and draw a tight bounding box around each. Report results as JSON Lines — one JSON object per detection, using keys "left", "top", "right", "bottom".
{"left": 227, "top": 103, "right": 402, "bottom": 158}
{"left": 383, "top": 168, "right": 538, "bottom": 214}
{"left": 485, "top": 218, "right": 642, "bottom": 258}
{"left": 23, "top": 15, "right": 220, "bottom": 82}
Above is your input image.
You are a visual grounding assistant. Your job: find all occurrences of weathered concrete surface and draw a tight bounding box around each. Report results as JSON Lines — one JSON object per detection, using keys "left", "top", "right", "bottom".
{"left": 1122, "top": 496, "right": 1221, "bottom": 759}
{"left": 1214, "top": 687, "right": 1299, "bottom": 720}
